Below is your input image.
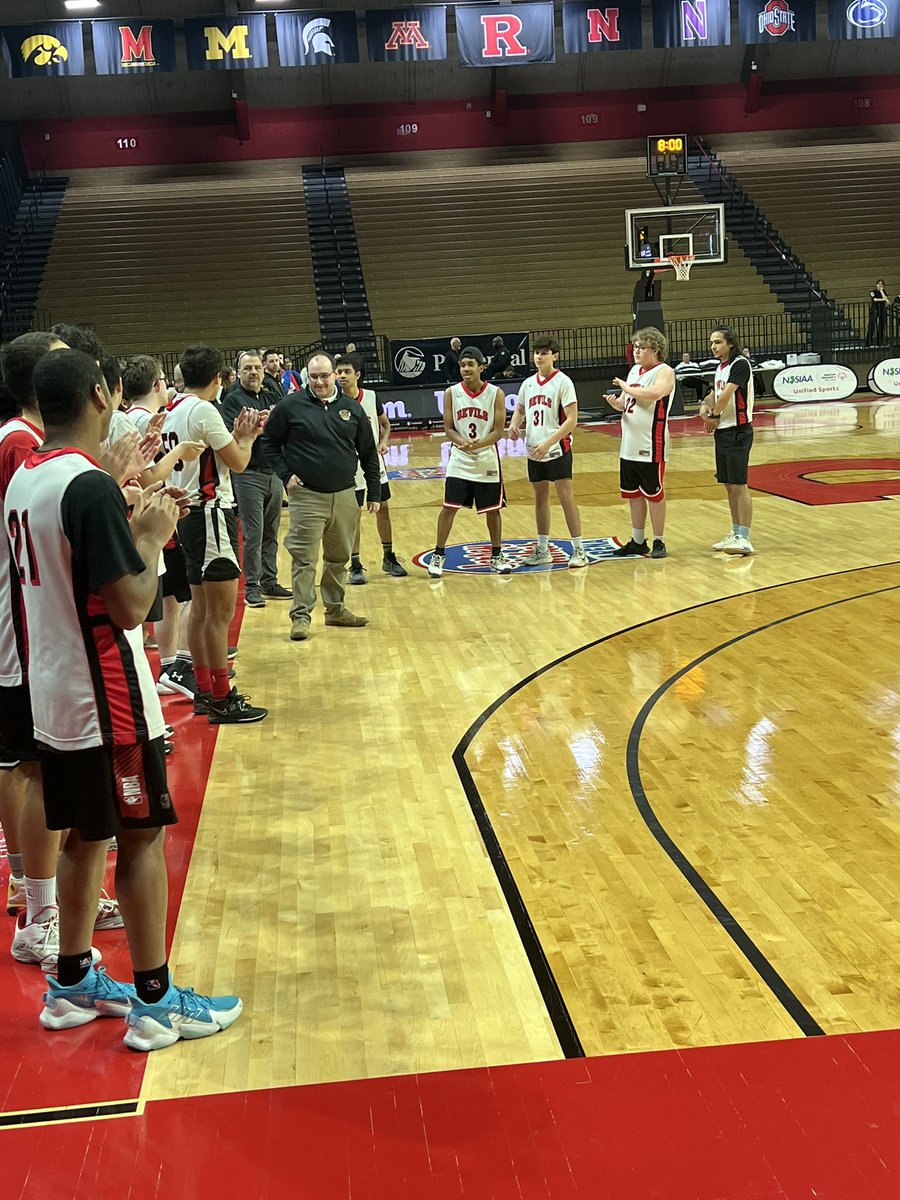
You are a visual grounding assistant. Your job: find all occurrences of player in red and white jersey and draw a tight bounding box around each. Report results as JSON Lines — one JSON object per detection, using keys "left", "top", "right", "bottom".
{"left": 509, "top": 336, "right": 588, "bottom": 568}
{"left": 121, "top": 354, "right": 168, "bottom": 437}
{"left": 427, "top": 346, "right": 511, "bottom": 577}
{"left": 701, "top": 326, "right": 756, "bottom": 556}
{"left": 336, "top": 353, "right": 407, "bottom": 584}
{"left": 604, "top": 327, "right": 676, "bottom": 559}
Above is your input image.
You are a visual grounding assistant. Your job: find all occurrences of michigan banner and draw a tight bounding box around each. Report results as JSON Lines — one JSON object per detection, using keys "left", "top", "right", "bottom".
{"left": 1, "top": 22, "right": 85, "bottom": 77}
{"left": 183, "top": 15, "right": 269, "bottom": 70}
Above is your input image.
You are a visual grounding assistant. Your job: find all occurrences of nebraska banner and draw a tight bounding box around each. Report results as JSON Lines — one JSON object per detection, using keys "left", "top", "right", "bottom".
{"left": 562, "top": 2, "right": 644, "bottom": 51}
{"left": 652, "top": 0, "right": 731, "bottom": 46}
{"left": 828, "top": 0, "right": 900, "bottom": 39}
{"left": 456, "top": 3, "right": 556, "bottom": 66}
{"left": 91, "top": 20, "right": 177, "bottom": 74}
{"left": 1, "top": 22, "right": 85, "bottom": 77}
{"left": 365, "top": 8, "right": 447, "bottom": 62}
{"left": 184, "top": 15, "right": 269, "bottom": 70}
{"left": 275, "top": 11, "right": 360, "bottom": 66}
{"left": 739, "top": 0, "right": 816, "bottom": 40}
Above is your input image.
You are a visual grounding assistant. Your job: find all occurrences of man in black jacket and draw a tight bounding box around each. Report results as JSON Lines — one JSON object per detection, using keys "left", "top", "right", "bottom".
{"left": 485, "top": 336, "right": 512, "bottom": 379}
{"left": 261, "top": 352, "right": 381, "bottom": 642}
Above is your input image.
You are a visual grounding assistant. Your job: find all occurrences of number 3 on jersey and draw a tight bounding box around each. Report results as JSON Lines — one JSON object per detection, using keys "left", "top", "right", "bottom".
{"left": 7, "top": 509, "right": 40, "bottom": 586}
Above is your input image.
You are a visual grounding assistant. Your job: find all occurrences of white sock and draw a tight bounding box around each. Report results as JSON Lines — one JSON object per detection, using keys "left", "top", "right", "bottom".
{"left": 632, "top": 528, "right": 646, "bottom": 544}
{"left": 25, "top": 876, "right": 57, "bottom": 924}
{"left": 571, "top": 536, "right": 583, "bottom": 551}
{"left": 538, "top": 535, "right": 549, "bottom": 552}
{"left": 7, "top": 851, "right": 24, "bottom": 881}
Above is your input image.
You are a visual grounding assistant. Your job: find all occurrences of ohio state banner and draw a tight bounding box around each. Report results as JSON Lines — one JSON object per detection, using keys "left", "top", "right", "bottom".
{"left": 184, "top": 15, "right": 269, "bottom": 70}
{"left": 739, "top": 0, "right": 816, "bottom": 40}
{"left": 562, "top": 2, "right": 643, "bottom": 51}
{"left": 827, "top": 0, "right": 900, "bottom": 39}
{"left": 91, "top": 20, "right": 177, "bottom": 75}
{"left": 275, "top": 11, "right": 360, "bottom": 66}
{"left": 365, "top": 8, "right": 447, "bottom": 62}
{"left": 652, "top": 0, "right": 731, "bottom": 46}
{"left": 456, "top": 3, "right": 556, "bottom": 67}
{"left": 1, "top": 22, "right": 85, "bottom": 77}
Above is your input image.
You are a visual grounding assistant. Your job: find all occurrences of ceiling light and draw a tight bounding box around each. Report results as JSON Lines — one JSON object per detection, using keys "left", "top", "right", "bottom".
{"left": 64, "top": 1, "right": 102, "bottom": 10}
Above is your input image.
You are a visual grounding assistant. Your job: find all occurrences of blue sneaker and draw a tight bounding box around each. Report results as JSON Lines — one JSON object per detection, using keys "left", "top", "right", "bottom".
{"left": 40, "top": 966, "right": 135, "bottom": 1030}
{"left": 123, "top": 983, "right": 243, "bottom": 1052}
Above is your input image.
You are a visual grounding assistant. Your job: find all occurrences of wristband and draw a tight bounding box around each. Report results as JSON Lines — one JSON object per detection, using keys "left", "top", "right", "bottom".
{"left": 708, "top": 412, "right": 721, "bottom": 420}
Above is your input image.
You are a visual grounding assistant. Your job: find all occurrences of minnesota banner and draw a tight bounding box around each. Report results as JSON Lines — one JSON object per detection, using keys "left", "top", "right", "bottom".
{"left": 652, "top": 0, "right": 731, "bottom": 46}
{"left": 275, "top": 11, "right": 360, "bottom": 66}
{"left": 91, "top": 20, "right": 177, "bottom": 75}
{"left": 828, "top": 0, "right": 900, "bottom": 39}
{"left": 456, "top": 3, "right": 556, "bottom": 67}
{"left": 1, "top": 22, "right": 85, "bottom": 77}
{"left": 366, "top": 8, "right": 447, "bottom": 62}
{"left": 739, "top": 0, "right": 815, "bottom": 41}
{"left": 184, "top": 15, "right": 269, "bottom": 70}
{"left": 562, "top": 2, "right": 644, "bottom": 52}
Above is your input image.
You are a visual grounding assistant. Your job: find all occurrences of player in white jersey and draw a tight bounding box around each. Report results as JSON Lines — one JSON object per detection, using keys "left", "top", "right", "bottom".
{"left": 427, "top": 346, "right": 511, "bottom": 577}
{"left": 335, "top": 353, "right": 407, "bottom": 584}
{"left": 604, "top": 327, "right": 676, "bottom": 559}
{"left": 121, "top": 354, "right": 169, "bottom": 437}
{"left": 508, "top": 337, "right": 588, "bottom": 568}
{"left": 700, "top": 326, "right": 755, "bottom": 556}
{"left": 5, "top": 348, "right": 243, "bottom": 1050}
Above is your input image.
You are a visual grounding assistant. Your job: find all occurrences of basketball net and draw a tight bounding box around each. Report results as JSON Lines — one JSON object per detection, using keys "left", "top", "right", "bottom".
{"left": 666, "top": 254, "right": 695, "bottom": 282}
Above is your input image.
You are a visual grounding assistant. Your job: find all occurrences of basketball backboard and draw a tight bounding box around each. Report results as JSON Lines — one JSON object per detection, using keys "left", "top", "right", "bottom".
{"left": 625, "top": 203, "right": 726, "bottom": 271}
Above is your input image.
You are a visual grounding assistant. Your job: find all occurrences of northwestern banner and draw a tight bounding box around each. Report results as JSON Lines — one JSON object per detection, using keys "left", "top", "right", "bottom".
{"left": 391, "top": 332, "right": 529, "bottom": 388}
{"left": 275, "top": 11, "right": 360, "bottom": 66}
{"left": 366, "top": 8, "right": 447, "bottom": 62}
{"left": 184, "top": 15, "right": 269, "bottom": 70}
{"left": 828, "top": 0, "right": 900, "bottom": 39}
{"left": 1, "top": 22, "right": 85, "bottom": 77}
{"left": 91, "top": 20, "right": 177, "bottom": 75}
{"left": 563, "top": 2, "right": 643, "bottom": 52}
{"left": 739, "top": 0, "right": 816, "bottom": 40}
{"left": 456, "top": 4, "right": 556, "bottom": 66}
{"left": 652, "top": 0, "right": 731, "bottom": 46}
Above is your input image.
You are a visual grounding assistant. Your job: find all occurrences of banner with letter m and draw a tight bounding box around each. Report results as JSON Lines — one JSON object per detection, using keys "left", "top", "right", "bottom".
{"left": 1, "top": 22, "right": 85, "bottom": 77}
{"left": 366, "top": 8, "right": 447, "bottom": 61}
{"left": 456, "top": 3, "right": 556, "bottom": 66}
{"left": 91, "top": 20, "right": 177, "bottom": 75}
{"left": 652, "top": 0, "right": 731, "bottom": 45}
{"left": 184, "top": 14, "right": 269, "bottom": 70}
{"left": 563, "top": 1, "right": 643, "bottom": 51}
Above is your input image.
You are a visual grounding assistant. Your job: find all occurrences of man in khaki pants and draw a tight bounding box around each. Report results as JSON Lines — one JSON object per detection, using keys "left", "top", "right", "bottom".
{"left": 261, "top": 352, "right": 382, "bottom": 641}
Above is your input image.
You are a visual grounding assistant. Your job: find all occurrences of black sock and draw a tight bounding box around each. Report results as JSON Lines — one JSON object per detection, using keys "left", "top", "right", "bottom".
{"left": 351, "top": 554, "right": 362, "bottom": 566}
{"left": 381, "top": 542, "right": 393, "bottom": 558}
{"left": 134, "top": 963, "right": 170, "bottom": 1005}
{"left": 491, "top": 546, "right": 501, "bottom": 557}
{"left": 434, "top": 546, "right": 445, "bottom": 556}
{"left": 57, "top": 950, "right": 94, "bottom": 987}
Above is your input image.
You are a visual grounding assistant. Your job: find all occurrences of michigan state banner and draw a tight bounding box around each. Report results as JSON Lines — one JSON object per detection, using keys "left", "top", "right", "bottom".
{"left": 652, "top": 0, "right": 731, "bottom": 46}
{"left": 91, "top": 20, "right": 177, "bottom": 75}
{"left": 275, "top": 11, "right": 360, "bottom": 66}
{"left": 562, "top": 1, "right": 644, "bottom": 52}
{"left": 365, "top": 8, "right": 447, "bottom": 62}
{"left": 1, "top": 22, "right": 85, "bottom": 77}
{"left": 739, "top": 0, "right": 816, "bottom": 41}
{"left": 184, "top": 14, "right": 268, "bottom": 70}
{"left": 827, "top": 0, "right": 900, "bottom": 39}
{"left": 456, "top": 3, "right": 557, "bottom": 65}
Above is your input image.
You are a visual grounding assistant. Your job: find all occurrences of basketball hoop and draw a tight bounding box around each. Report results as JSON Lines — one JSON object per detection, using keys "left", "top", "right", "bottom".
{"left": 666, "top": 253, "right": 695, "bottom": 282}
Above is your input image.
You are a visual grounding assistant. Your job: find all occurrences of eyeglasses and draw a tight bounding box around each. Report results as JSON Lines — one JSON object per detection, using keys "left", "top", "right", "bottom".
{"left": 309, "top": 373, "right": 334, "bottom": 382}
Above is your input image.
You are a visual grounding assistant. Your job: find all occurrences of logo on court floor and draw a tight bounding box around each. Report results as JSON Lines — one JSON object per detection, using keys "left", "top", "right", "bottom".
{"left": 413, "top": 538, "right": 623, "bottom": 573}
{"left": 387, "top": 466, "right": 446, "bottom": 480}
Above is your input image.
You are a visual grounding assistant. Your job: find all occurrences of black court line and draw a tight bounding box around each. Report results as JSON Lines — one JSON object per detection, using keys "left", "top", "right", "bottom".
{"left": 453, "top": 561, "right": 900, "bottom": 1057}
{"left": 0, "top": 1100, "right": 139, "bottom": 1129}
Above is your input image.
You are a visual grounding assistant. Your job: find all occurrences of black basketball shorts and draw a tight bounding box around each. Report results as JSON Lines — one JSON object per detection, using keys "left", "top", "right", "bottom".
{"left": 180, "top": 506, "right": 241, "bottom": 585}
{"left": 0, "top": 682, "right": 38, "bottom": 770}
{"left": 620, "top": 458, "right": 666, "bottom": 502}
{"left": 527, "top": 449, "right": 573, "bottom": 483}
{"left": 715, "top": 425, "right": 754, "bottom": 486}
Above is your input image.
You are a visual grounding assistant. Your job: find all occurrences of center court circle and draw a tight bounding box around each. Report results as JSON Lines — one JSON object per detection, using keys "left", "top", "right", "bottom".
{"left": 412, "top": 537, "right": 624, "bottom": 573}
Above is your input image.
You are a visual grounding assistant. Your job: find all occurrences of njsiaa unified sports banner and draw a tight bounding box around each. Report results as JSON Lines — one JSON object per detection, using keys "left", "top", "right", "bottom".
{"left": 91, "top": 20, "right": 177, "bottom": 75}
{"left": 1, "top": 22, "right": 84, "bottom": 77}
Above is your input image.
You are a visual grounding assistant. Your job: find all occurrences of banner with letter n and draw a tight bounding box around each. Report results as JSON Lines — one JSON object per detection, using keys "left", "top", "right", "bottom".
{"left": 456, "top": 3, "right": 556, "bottom": 66}
{"left": 652, "top": 0, "right": 731, "bottom": 46}
{"left": 739, "top": 0, "right": 816, "bottom": 41}
{"left": 91, "top": 20, "right": 177, "bottom": 75}
{"left": 828, "top": 0, "right": 900, "bottom": 39}
{"left": 1, "top": 22, "right": 85, "bottom": 78}
{"left": 366, "top": 8, "right": 447, "bottom": 62}
{"left": 275, "top": 11, "right": 360, "bottom": 66}
{"left": 184, "top": 15, "right": 269, "bottom": 70}
{"left": 562, "top": 2, "right": 643, "bottom": 52}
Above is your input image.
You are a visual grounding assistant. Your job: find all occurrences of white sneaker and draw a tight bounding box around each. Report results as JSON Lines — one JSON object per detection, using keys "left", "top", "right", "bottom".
{"left": 490, "top": 552, "right": 513, "bottom": 575}
{"left": 712, "top": 532, "right": 737, "bottom": 551}
{"left": 95, "top": 889, "right": 124, "bottom": 931}
{"left": 724, "top": 535, "right": 754, "bottom": 556}
{"left": 521, "top": 546, "right": 553, "bottom": 566}
{"left": 156, "top": 676, "right": 178, "bottom": 695}
{"left": 568, "top": 547, "right": 590, "bottom": 569}
{"left": 427, "top": 553, "right": 445, "bottom": 578}
{"left": 11, "top": 909, "right": 101, "bottom": 973}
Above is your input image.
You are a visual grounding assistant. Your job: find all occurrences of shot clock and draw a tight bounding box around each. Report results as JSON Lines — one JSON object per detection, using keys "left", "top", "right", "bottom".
{"left": 646, "top": 135, "right": 688, "bottom": 178}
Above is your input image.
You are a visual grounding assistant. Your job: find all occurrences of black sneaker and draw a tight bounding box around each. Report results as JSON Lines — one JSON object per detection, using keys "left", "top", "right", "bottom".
{"left": 650, "top": 539, "right": 667, "bottom": 559}
{"left": 158, "top": 661, "right": 197, "bottom": 699}
{"left": 612, "top": 539, "right": 650, "bottom": 558}
{"left": 244, "top": 588, "right": 266, "bottom": 608}
{"left": 207, "top": 687, "right": 268, "bottom": 725}
{"left": 228, "top": 645, "right": 238, "bottom": 661}
{"left": 261, "top": 584, "right": 291, "bottom": 600}
{"left": 192, "top": 691, "right": 211, "bottom": 716}
{"left": 382, "top": 554, "right": 408, "bottom": 578}
{"left": 348, "top": 563, "right": 367, "bottom": 586}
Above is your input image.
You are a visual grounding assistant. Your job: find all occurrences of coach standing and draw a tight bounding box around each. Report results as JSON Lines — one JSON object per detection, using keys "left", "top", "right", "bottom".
{"left": 262, "top": 352, "right": 381, "bottom": 642}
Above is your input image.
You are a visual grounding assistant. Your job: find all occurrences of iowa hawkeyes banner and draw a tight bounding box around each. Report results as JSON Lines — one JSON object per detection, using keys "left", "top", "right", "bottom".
{"left": 828, "top": 0, "right": 900, "bottom": 39}
{"left": 365, "top": 8, "right": 447, "bottom": 62}
{"left": 739, "top": 0, "right": 815, "bottom": 41}
{"left": 562, "top": 2, "right": 644, "bottom": 51}
{"left": 456, "top": 3, "right": 556, "bottom": 66}
{"left": 652, "top": 0, "right": 731, "bottom": 46}
{"left": 184, "top": 15, "right": 268, "bottom": 70}
{"left": 91, "top": 20, "right": 177, "bottom": 75}
{"left": 275, "top": 12, "right": 360, "bottom": 66}
{"left": 1, "top": 22, "right": 85, "bottom": 77}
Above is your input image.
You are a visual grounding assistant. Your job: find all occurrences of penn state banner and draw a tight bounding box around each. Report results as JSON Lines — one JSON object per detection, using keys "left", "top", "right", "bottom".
{"left": 828, "top": 0, "right": 900, "bottom": 39}
{"left": 366, "top": 8, "right": 447, "bottom": 62}
{"left": 739, "top": 0, "right": 816, "bottom": 41}
{"left": 456, "top": 3, "right": 556, "bottom": 67}
{"left": 652, "top": 0, "right": 731, "bottom": 47}
{"left": 275, "top": 11, "right": 360, "bottom": 66}
{"left": 562, "top": 2, "right": 643, "bottom": 52}
{"left": 184, "top": 14, "right": 269, "bottom": 70}
{"left": 1, "top": 22, "right": 85, "bottom": 78}
{"left": 91, "top": 20, "right": 177, "bottom": 75}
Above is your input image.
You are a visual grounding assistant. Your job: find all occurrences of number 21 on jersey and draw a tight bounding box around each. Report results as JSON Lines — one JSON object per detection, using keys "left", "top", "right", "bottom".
{"left": 7, "top": 509, "right": 40, "bottom": 586}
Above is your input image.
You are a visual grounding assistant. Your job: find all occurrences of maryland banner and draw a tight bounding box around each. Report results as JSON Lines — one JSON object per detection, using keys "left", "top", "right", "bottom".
{"left": 1, "top": 22, "right": 85, "bottom": 77}
{"left": 456, "top": 3, "right": 556, "bottom": 66}
{"left": 739, "top": 0, "right": 816, "bottom": 41}
{"left": 91, "top": 20, "right": 177, "bottom": 75}
{"left": 827, "top": 0, "right": 900, "bottom": 39}
{"left": 365, "top": 8, "right": 447, "bottom": 62}
{"left": 275, "top": 11, "right": 360, "bottom": 66}
{"left": 652, "top": 0, "right": 732, "bottom": 46}
{"left": 562, "top": 2, "right": 644, "bottom": 51}
{"left": 184, "top": 15, "right": 269, "bottom": 70}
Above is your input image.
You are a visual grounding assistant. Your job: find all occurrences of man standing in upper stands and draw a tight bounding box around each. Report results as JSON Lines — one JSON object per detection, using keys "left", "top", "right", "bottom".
{"left": 261, "top": 350, "right": 286, "bottom": 403}
{"left": 445, "top": 338, "right": 462, "bottom": 384}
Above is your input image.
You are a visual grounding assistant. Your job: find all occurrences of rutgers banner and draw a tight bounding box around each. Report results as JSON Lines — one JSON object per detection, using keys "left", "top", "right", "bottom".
{"left": 562, "top": 2, "right": 644, "bottom": 51}
{"left": 91, "top": 20, "right": 177, "bottom": 74}
{"left": 652, "top": 0, "right": 731, "bottom": 46}
{"left": 457, "top": 3, "right": 556, "bottom": 67}
{"left": 184, "top": 15, "right": 269, "bottom": 70}
{"left": 1, "top": 22, "right": 84, "bottom": 77}
{"left": 739, "top": 0, "right": 816, "bottom": 41}
{"left": 828, "top": 0, "right": 900, "bottom": 39}
{"left": 366, "top": 8, "right": 447, "bottom": 62}
{"left": 275, "top": 12, "right": 359, "bottom": 66}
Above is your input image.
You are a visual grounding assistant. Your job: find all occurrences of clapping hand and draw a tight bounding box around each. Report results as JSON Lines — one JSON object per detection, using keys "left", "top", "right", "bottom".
{"left": 233, "top": 407, "right": 263, "bottom": 440}
{"left": 99, "top": 431, "right": 145, "bottom": 485}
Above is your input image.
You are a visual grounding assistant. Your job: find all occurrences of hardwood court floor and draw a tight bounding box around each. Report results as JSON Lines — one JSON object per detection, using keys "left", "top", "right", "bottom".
{"left": 141, "top": 400, "right": 900, "bottom": 1104}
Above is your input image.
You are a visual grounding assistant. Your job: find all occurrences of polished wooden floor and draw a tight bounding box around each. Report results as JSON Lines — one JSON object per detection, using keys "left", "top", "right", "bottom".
{"left": 141, "top": 399, "right": 900, "bottom": 1104}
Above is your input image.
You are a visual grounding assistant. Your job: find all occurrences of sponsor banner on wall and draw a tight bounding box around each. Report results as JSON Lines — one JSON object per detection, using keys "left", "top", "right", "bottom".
{"left": 562, "top": 2, "right": 644, "bottom": 52}
{"left": 1, "top": 22, "right": 85, "bottom": 77}
{"left": 275, "top": 11, "right": 360, "bottom": 66}
{"left": 652, "top": 0, "right": 731, "bottom": 46}
{"left": 828, "top": 0, "right": 900, "bottom": 39}
{"left": 366, "top": 8, "right": 447, "bottom": 62}
{"left": 184, "top": 15, "right": 269, "bottom": 70}
{"left": 739, "top": 0, "right": 816, "bottom": 41}
{"left": 91, "top": 20, "right": 177, "bottom": 74}
{"left": 390, "top": 332, "right": 529, "bottom": 387}
{"left": 773, "top": 363, "right": 858, "bottom": 402}
{"left": 456, "top": 3, "right": 556, "bottom": 66}
{"left": 870, "top": 358, "right": 900, "bottom": 396}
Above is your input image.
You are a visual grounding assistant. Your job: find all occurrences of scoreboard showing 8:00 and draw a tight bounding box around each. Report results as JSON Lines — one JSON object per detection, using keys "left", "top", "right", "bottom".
{"left": 647, "top": 135, "right": 688, "bottom": 177}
